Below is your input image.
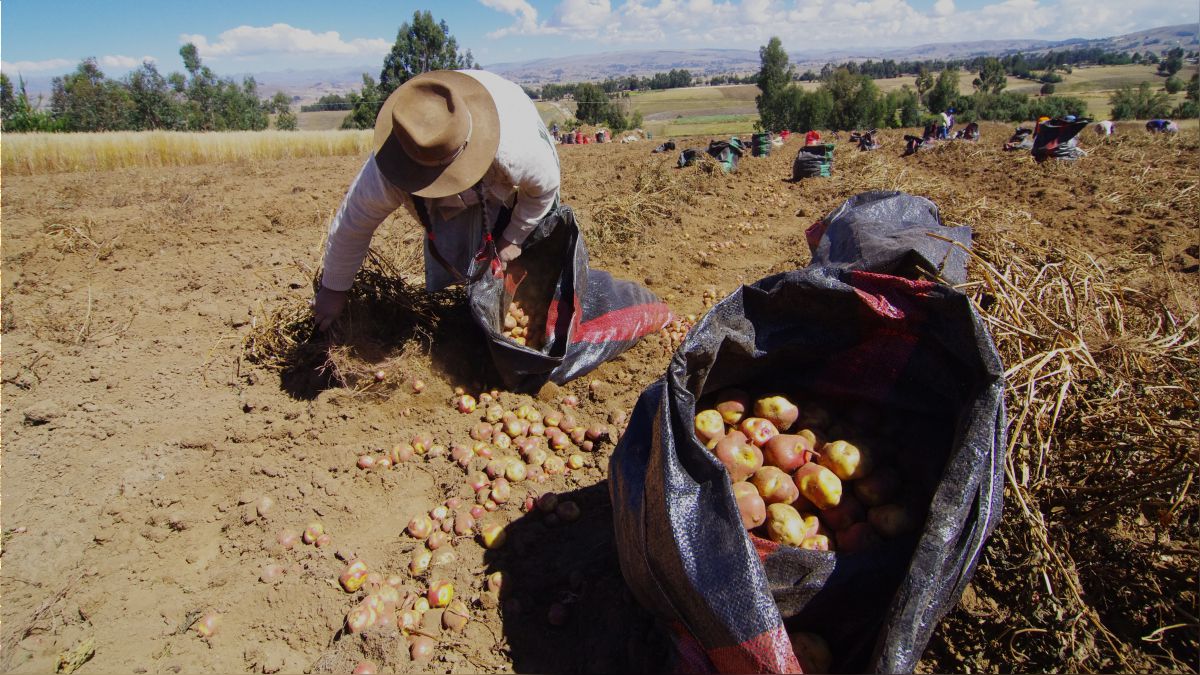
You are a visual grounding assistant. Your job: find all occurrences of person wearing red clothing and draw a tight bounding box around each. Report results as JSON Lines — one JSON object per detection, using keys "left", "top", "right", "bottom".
{"left": 804, "top": 130, "right": 821, "bottom": 146}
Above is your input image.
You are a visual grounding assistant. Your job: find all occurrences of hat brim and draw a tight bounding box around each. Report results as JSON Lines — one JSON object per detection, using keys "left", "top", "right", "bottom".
{"left": 373, "top": 70, "right": 500, "bottom": 199}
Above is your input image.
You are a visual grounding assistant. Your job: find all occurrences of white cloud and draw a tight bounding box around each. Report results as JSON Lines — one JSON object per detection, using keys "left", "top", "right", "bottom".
{"left": 477, "top": 0, "right": 1197, "bottom": 58}
{"left": 180, "top": 23, "right": 390, "bottom": 60}
{"left": 0, "top": 57, "right": 75, "bottom": 73}
{"left": 100, "top": 55, "right": 156, "bottom": 70}
{"left": 932, "top": 0, "right": 955, "bottom": 15}
{"left": 482, "top": 0, "right": 554, "bottom": 38}
{"left": 554, "top": 0, "right": 615, "bottom": 29}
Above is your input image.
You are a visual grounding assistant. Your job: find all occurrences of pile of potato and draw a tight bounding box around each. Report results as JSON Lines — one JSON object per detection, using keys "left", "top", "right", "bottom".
{"left": 502, "top": 299, "right": 540, "bottom": 348}
{"left": 695, "top": 390, "right": 918, "bottom": 554}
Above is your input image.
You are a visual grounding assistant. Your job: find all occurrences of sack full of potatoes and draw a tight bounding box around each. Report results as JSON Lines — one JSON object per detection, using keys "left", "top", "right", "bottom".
{"left": 609, "top": 191, "right": 1005, "bottom": 673}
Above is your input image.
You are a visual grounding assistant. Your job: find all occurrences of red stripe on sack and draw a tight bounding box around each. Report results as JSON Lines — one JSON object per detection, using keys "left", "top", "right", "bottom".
{"left": 804, "top": 219, "right": 827, "bottom": 251}
{"left": 572, "top": 303, "right": 673, "bottom": 344}
{"left": 668, "top": 622, "right": 716, "bottom": 674}
{"left": 706, "top": 624, "right": 802, "bottom": 674}
{"left": 749, "top": 533, "right": 779, "bottom": 562}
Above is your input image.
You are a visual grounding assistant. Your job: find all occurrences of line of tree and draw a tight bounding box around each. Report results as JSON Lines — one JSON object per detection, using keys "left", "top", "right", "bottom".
{"left": 0, "top": 45, "right": 297, "bottom": 132}
{"left": 300, "top": 93, "right": 352, "bottom": 112}
{"left": 530, "top": 68, "right": 695, "bottom": 100}
{"left": 805, "top": 46, "right": 1196, "bottom": 85}
{"left": 755, "top": 37, "right": 1096, "bottom": 133}
{"left": 339, "top": 11, "right": 477, "bottom": 130}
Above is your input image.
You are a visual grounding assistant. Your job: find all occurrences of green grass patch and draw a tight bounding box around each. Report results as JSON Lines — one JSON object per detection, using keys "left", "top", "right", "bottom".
{"left": 645, "top": 113, "right": 759, "bottom": 138}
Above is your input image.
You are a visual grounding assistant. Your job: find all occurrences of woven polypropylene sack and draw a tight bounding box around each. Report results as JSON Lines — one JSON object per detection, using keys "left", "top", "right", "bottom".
{"left": 791, "top": 149, "right": 828, "bottom": 180}
{"left": 610, "top": 198, "right": 1006, "bottom": 673}
{"left": 804, "top": 191, "right": 972, "bottom": 284}
{"left": 1032, "top": 119, "right": 1091, "bottom": 162}
{"left": 467, "top": 204, "right": 672, "bottom": 392}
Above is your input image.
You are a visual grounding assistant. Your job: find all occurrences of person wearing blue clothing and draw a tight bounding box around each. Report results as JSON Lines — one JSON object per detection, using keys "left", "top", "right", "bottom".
{"left": 1146, "top": 119, "right": 1178, "bottom": 134}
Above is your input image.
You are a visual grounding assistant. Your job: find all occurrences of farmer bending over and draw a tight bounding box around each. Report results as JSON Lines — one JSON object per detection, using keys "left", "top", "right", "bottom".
{"left": 313, "top": 70, "right": 560, "bottom": 331}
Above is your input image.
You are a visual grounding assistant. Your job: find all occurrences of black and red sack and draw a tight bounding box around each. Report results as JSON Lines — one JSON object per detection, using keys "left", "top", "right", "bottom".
{"left": 609, "top": 191, "right": 1006, "bottom": 673}
{"left": 468, "top": 203, "right": 672, "bottom": 392}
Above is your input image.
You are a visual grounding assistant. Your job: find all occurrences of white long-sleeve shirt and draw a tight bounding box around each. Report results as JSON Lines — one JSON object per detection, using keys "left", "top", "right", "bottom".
{"left": 321, "top": 70, "right": 560, "bottom": 292}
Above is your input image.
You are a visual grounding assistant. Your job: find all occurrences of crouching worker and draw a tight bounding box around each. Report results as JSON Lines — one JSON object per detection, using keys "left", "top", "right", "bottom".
{"left": 312, "top": 70, "right": 560, "bottom": 331}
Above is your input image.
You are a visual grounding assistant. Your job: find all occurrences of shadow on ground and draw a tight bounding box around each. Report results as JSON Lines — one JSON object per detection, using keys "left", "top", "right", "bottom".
{"left": 484, "top": 481, "right": 673, "bottom": 674}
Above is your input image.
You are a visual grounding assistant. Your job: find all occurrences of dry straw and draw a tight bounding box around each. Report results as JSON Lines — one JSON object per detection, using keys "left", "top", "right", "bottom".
{"left": 831, "top": 129, "right": 1197, "bottom": 670}
{"left": 3, "top": 130, "right": 373, "bottom": 174}
{"left": 242, "top": 250, "right": 449, "bottom": 395}
{"left": 585, "top": 160, "right": 704, "bottom": 255}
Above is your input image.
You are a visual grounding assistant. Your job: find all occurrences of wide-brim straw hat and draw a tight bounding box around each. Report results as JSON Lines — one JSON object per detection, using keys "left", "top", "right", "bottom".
{"left": 373, "top": 70, "right": 500, "bottom": 198}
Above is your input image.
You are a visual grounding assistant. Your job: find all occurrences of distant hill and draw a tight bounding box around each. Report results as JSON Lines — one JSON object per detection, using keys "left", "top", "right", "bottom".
{"left": 490, "top": 24, "right": 1199, "bottom": 85}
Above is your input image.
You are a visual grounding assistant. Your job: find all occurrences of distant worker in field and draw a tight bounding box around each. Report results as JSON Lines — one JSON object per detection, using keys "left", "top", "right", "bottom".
{"left": 804, "top": 129, "right": 822, "bottom": 146}
{"left": 940, "top": 108, "right": 955, "bottom": 140}
{"left": 312, "top": 69, "right": 560, "bottom": 331}
{"left": 1095, "top": 120, "right": 1115, "bottom": 136}
{"left": 1146, "top": 119, "right": 1179, "bottom": 134}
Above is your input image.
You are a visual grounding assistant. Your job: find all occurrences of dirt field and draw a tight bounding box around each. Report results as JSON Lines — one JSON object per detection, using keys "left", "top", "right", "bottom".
{"left": 2, "top": 123, "right": 1196, "bottom": 673}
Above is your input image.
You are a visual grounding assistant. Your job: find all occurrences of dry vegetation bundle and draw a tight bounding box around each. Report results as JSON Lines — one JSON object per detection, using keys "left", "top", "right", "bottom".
{"left": 941, "top": 232, "right": 1198, "bottom": 671}
{"left": 584, "top": 160, "right": 708, "bottom": 255}
{"left": 2, "top": 130, "right": 373, "bottom": 175}
{"left": 242, "top": 251, "right": 454, "bottom": 395}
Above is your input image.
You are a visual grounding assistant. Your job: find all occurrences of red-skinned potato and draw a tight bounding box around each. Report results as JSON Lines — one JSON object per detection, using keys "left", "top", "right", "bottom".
{"left": 302, "top": 522, "right": 324, "bottom": 545}
{"left": 837, "top": 522, "right": 883, "bottom": 553}
{"left": 443, "top": 599, "right": 470, "bottom": 632}
{"left": 352, "top": 661, "right": 378, "bottom": 675}
{"left": 818, "top": 493, "right": 865, "bottom": 531}
{"left": 426, "top": 531, "right": 450, "bottom": 550}
{"left": 714, "top": 389, "right": 751, "bottom": 425}
{"left": 731, "top": 481, "right": 767, "bottom": 529}
{"left": 765, "top": 503, "right": 814, "bottom": 546}
{"left": 479, "top": 522, "right": 506, "bottom": 549}
{"left": 868, "top": 503, "right": 918, "bottom": 538}
{"left": 793, "top": 463, "right": 843, "bottom": 509}
{"left": 407, "top": 515, "right": 434, "bottom": 539}
{"left": 409, "top": 549, "right": 432, "bottom": 575}
{"left": 195, "top": 612, "right": 221, "bottom": 639}
{"left": 345, "top": 605, "right": 376, "bottom": 634}
{"left": 555, "top": 501, "right": 581, "bottom": 522}
{"left": 796, "top": 428, "right": 818, "bottom": 448}
{"left": 713, "top": 432, "right": 764, "bottom": 482}
{"left": 427, "top": 579, "right": 454, "bottom": 607}
{"left": 490, "top": 478, "right": 512, "bottom": 504}
{"left": 790, "top": 631, "right": 833, "bottom": 674}
{"left": 739, "top": 417, "right": 779, "bottom": 447}
{"left": 454, "top": 512, "right": 476, "bottom": 536}
{"left": 391, "top": 443, "right": 414, "bottom": 464}
{"left": 751, "top": 466, "right": 800, "bottom": 505}
{"left": 799, "top": 534, "right": 831, "bottom": 551}
{"left": 762, "top": 434, "right": 814, "bottom": 473}
{"left": 853, "top": 465, "right": 900, "bottom": 506}
{"left": 754, "top": 395, "right": 799, "bottom": 432}
{"left": 339, "top": 559, "right": 369, "bottom": 592}
{"left": 819, "top": 440, "right": 873, "bottom": 480}
{"left": 409, "top": 635, "right": 435, "bottom": 661}
{"left": 694, "top": 410, "right": 725, "bottom": 444}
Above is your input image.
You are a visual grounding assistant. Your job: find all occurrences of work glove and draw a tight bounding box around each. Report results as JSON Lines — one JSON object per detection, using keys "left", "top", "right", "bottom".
{"left": 497, "top": 237, "right": 522, "bottom": 264}
{"left": 312, "top": 285, "right": 348, "bottom": 332}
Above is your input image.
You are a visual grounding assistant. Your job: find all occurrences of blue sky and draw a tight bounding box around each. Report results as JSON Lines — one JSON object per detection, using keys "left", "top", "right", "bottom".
{"left": 2, "top": 0, "right": 1196, "bottom": 77}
